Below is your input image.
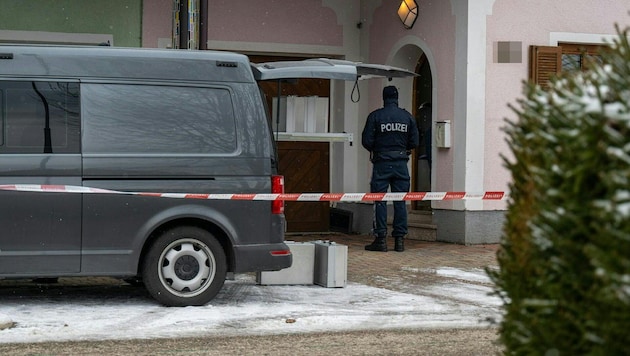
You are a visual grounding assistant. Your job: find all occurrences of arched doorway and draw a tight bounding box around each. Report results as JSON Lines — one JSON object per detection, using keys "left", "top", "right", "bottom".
{"left": 388, "top": 42, "right": 434, "bottom": 211}
{"left": 413, "top": 53, "right": 433, "bottom": 210}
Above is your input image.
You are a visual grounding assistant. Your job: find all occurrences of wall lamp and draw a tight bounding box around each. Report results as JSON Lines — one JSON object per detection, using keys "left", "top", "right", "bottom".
{"left": 398, "top": 0, "right": 418, "bottom": 29}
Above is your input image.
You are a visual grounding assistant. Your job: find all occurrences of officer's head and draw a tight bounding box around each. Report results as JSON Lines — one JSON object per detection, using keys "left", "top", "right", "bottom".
{"left": 382, "top": 86, "right": 398, "bottom": 101}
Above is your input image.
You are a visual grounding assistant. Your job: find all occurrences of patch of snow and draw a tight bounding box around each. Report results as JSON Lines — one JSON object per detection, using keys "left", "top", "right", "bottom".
{"left": 0, "top": 269, "right": 502, "bottom": 344}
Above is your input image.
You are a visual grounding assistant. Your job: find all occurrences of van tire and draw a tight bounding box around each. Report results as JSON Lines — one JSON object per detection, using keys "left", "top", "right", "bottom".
{"left": 142, "top": 226, "right": 227, "bottom": 307}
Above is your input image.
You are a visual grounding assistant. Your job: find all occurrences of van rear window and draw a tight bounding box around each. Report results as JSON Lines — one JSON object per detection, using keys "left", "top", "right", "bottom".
{"left": 82, "top": 84, "right": 237, "bottom": 155}
{"left": 0, "top": 81, "right": 80, "bottom": 154}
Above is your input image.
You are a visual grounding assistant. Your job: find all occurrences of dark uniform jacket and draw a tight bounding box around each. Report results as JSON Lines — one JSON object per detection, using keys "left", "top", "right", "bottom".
{"left": 361, "top": 97, "right": 419, "bottom": 162}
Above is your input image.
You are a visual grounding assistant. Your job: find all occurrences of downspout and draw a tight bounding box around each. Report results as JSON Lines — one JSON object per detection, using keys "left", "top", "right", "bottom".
{"left": 199, "top": 0, "right": 208, "bottom": 50}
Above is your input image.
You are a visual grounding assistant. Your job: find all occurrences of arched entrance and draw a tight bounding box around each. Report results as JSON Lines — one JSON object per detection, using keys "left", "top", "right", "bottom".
{"left": 388, "top": 42, "right": 435, "bottom": 212}
{"left": 413, "top": 54, "right": 432, "bottom": 210}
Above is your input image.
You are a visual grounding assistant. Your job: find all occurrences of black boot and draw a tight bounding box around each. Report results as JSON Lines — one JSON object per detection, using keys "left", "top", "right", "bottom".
{"left": 394, "top": 236, "right": 404, "bottom": 252}
{"left": 365, "top": 236, "right": 387, "bottom": 252}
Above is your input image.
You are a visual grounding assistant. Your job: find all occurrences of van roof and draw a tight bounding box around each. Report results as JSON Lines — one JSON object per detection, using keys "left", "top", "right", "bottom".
{"left": 0, "top": 44, "right": 255, "bottom": 83}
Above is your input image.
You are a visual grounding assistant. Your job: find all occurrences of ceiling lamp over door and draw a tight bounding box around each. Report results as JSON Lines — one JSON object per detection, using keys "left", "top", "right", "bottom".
{"left": 398, "top": 0, "right": 418, "bottom": 29}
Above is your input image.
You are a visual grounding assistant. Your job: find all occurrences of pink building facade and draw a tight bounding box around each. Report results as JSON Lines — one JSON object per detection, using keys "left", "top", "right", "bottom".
{"left": 139, "top": 0, "right": 630, "bottom": 243}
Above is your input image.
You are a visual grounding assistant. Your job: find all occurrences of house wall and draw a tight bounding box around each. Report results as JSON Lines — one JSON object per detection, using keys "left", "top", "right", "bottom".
{"left": 0, "top": 0, "right": 142, "bottom": 47}
{"left": 365, "top": 0, "right": 630, "bottom": 243}
{"left": 207, "top": 1, "right": 343, "bottom": 46}
{"left": 484, "top": 0, "right": 630, "bottom": 212}
{"left": 204, "top": 0, "right": 347, "bottom": 57}
{"left": 142, "top": 0, "right": 172, "bottom": 48}
{"left": 142, "top": 0, "right": 346, "bottom": 51}
{"left": 368, "top": 0, "right": 494, "bottom": 226}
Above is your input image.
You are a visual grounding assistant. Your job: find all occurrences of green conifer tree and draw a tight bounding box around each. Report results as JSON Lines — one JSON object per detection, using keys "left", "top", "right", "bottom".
{"left": 489, "top": 25, "right": 630, "bottom": 354}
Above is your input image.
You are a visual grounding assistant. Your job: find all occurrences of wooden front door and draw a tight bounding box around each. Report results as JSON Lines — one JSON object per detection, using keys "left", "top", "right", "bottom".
{"left": 278, "top": 141, "right": 329, "bottom": 232}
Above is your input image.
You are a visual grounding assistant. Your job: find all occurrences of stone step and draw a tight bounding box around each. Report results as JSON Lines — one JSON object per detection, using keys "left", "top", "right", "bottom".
{"left": 388, "top": 210, "right": 436, "bottom": 242}
{"left": 408, "top": 210, "right": 433, "bottom": 223}
{"left": 407, "top": 221, "right": 437, "bottom": 241}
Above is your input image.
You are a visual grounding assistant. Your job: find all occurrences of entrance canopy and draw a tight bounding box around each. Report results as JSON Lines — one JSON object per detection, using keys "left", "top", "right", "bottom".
{"left": 251, "top": 58, "right": 417, "bottom": 81}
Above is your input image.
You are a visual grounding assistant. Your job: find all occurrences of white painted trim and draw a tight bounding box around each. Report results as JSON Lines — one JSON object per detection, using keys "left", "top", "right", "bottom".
{"left": 207, "top": 40, "right": 345, "bottom": 57}
{"left": 321, "top": 0, "right": 363, "bottom": 193}
{"left": 549, "top": 32, "right": 617, "bottom": 46}
{"left": 451, "top": 0, "right": 495, "bottom": 211}
{"left": 0, "top": 30, "right": 113, "bottom": 46}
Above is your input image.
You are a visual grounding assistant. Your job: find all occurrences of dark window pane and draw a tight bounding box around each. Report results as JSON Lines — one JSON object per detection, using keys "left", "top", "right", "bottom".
{"left": 561, "top": 54, "right": 581, "bottom": 72}
{"left": 585, "top": 54, "right": 603, "bottom": 68}
{"left": 82, "top": 84, "right": 237, "bottom": 154}
{"left": 0, "top": 81, "right": 80, "bottom": 154}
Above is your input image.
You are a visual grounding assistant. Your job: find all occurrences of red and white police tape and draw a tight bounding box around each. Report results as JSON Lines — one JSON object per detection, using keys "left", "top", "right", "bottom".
{"left": 0, "top": 184, "right": 507, "bottom": 201}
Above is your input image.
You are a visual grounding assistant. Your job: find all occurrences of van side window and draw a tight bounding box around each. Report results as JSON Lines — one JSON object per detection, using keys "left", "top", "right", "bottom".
{"left": 0, "top": 81, "right": 80, "bottom": 154}
{"left": 82, "top": 84, "right": 237, "bottom": 154}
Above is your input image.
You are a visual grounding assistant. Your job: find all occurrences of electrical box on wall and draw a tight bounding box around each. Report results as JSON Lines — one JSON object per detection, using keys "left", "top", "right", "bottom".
{"left": 435, "top": 120, "right": 451, "bottom": 148}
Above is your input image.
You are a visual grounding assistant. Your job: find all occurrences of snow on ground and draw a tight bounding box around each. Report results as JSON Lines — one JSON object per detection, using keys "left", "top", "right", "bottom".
{"left": 0, "top": 268, "right": 502, "bottom": 344}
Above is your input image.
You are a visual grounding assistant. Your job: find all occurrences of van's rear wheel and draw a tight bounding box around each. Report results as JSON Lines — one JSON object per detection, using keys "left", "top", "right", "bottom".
{"left": 142, "top": 226, "right": 227, "bottom": 307}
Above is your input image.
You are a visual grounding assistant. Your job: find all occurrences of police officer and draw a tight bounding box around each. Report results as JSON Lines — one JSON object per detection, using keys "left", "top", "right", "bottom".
{"left": 361, "top": 85, "right": 419, "bottom": 252}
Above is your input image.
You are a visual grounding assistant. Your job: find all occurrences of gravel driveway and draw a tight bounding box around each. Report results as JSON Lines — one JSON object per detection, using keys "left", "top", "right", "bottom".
{"left": 0, "top": 328, "right": 503, "bottom": 355}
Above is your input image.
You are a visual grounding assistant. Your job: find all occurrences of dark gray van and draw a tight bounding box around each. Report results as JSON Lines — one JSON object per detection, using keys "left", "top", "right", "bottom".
{"left": 0, "top": 45, "right": 291, "bottom": 306}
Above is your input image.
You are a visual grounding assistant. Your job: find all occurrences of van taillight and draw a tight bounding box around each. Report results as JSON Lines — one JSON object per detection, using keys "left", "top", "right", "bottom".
{"left": 272, "top": 175, "right": 284, "bottom": 214}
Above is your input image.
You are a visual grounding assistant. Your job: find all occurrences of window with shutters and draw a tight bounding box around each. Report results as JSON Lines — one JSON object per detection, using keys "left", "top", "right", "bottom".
{"left": 529, "top": 46, "right": 562, "bottom": 90}
{"left": 529, "top": 43, "right": 607, "bottom": 89}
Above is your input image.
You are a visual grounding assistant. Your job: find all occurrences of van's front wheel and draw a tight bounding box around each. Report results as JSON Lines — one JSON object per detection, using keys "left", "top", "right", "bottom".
{"left": 142, "top": 226, "right": 227, "bottom": 307}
